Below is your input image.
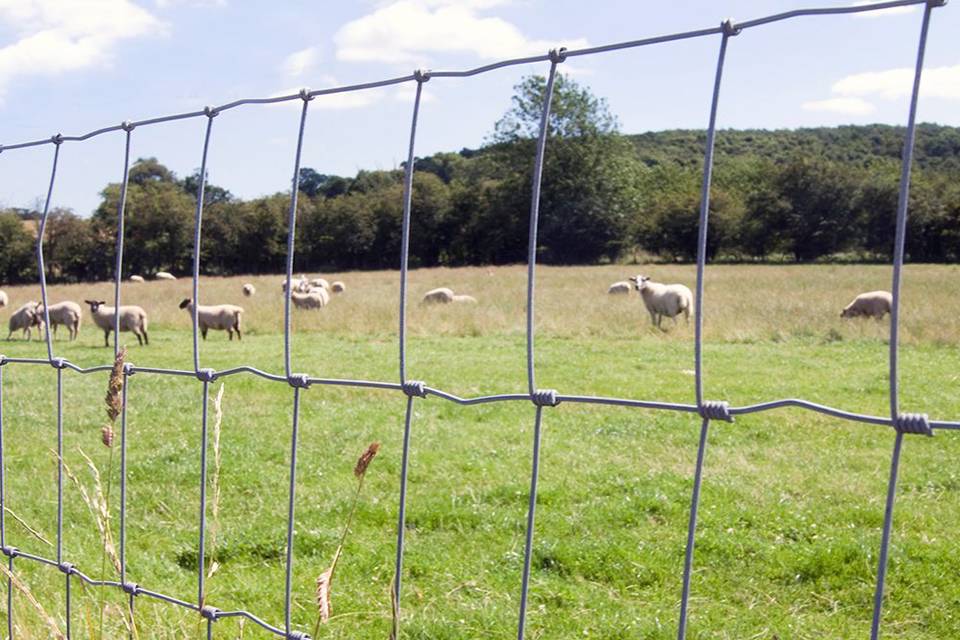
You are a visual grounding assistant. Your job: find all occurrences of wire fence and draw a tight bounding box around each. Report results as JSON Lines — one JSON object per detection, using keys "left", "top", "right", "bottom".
{"left": 0, "top": 0, "right": 954, "bottom": 637}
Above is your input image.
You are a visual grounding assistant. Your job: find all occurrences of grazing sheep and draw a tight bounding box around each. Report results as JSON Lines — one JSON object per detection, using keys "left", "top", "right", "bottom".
{"left": 331, "top": 281, "right": 346, "bottom": 293}
{"left": 452, "top": 294, "right": 477, "bottom": 304}
{"left": 0, "top": 290, "right": 7, "bottom": 308}
{"left": 290, "top": 289, "right": 330, "bottom": 309}
{"left": 841, "top": 290, "right": 893, "bottom": 319}
{"left": 422, "top": 287, "right": 455, "bottom": 305}
{"left": 608, "top": 281, "right": 632, "bottom": 295}
{"left": 7, "top": 302, "right": 43, "bottom": 341}
{"left": 155, "top": 272, "right": 176, "bottom": 281}
{"left": 242, "top": 283, "right": 256, "bottom": 297}
{"left": 129, "top": 275, "right": 145, "bottom": 283}
{"left": 83, "top": 300, "right": 149, "bottom": 347}
{"left": 179, "top": 299, "right": 244, "bottom": 340}
{"left": 629, "top": 275, "right": 693, "bottom": 330}
{"left": 36, "top": 301, "right": 82, "bottom": 341}
{"left": 310, "top": 277, "right": 330, "bottom": 290}
{"left": 282, "top": 277, "right": 312, "bottom": 293}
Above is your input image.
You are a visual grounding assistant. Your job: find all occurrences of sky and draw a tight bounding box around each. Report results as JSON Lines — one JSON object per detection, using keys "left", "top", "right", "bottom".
{"left": 0, "top": 0, "right": 958, "bottom": 216}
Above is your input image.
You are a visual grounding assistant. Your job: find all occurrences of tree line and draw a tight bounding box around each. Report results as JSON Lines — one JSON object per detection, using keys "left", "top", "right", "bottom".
{"left": 2, "top": 74, "right": 959, "bottom": 284}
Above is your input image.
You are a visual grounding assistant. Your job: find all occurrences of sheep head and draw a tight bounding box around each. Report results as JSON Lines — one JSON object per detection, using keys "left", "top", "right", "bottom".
{"left": 178, "top": 298, "right": 192, "bottom": 310}
{"left": 84, "top": 300, "right": 105, "bottom": 313}
{"left": 629, "top": 275, "right": 650, "bottom": 291}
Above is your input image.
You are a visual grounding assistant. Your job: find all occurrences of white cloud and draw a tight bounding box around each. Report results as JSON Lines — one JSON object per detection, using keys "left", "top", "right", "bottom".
{"left": 802, "top": 96, "right": 876, "bottom": 115}
{"left": 0, "top": 0, "right": 163, "bottom": 101}
{"left": 852, "top": 1, "right": 918, "bottom": 18}
{"left": 283, "top": 47, "right": 321, "bottom": 78}
{"left": 155, "top": 0, "right": 226, "bottom": 7}
{"left": 831, "top": 63, "right": 960, "bottom": 100}
{"left": 335, "top": 0, "right": 588, "bottom": 64}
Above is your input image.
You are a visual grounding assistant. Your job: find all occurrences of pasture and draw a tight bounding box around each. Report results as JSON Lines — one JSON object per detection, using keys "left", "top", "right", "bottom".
{"left": 0, "top": 263, "right": 959, "bottom": 639}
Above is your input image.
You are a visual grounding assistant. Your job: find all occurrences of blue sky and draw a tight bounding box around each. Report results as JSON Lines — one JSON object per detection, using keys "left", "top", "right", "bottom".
{"left": 1, "top": 0, "right": 958, "bottom": 216}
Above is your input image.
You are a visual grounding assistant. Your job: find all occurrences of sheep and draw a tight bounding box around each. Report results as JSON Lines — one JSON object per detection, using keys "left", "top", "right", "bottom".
{"left": 608, "top": 281, "right": 632, "bottom": 295}
{"left": 422, "top": 287, "right": 455, "bottom": 304}
{"left": 179, "top": 299, "right": 244, "bottom": 340}
{"left": 155, "top": 272, "right": 176, "bottom": 281}
{"left": 629, "top": 275, "right": 693, "bottom": 330}
{"left": 130, "top": 275, "right": 145, "bottom": 283}
{"left": 35, "top": 301, "right": 82, "bottom": 341}
{"left": 290, "top": 289, "right": 329, "bottom": 310}
{"left": 281, "top": 277, "right": 311, "bottom": 293}
{"left": 83, "top": 300, "right": 149, "bottom": 347}
{"left": 310, "top": 277, "right": 330, "bottom": 290}
{"left": 0, "top": 290, "right": 7, "bottom": 308}
{"left": 841, "top": 290, "right": 892, "bottom": 319}
{"left": 452, "top": 294, "right": 477, "bottom": 304}
{"left": 331, "top": 281, "right": 346, "bottom": 294}
{"left": 7, "top": 302, "right": 43, "bottom": 341}
{"left": 242, "top": 283, "right": 256, "bottom": 297}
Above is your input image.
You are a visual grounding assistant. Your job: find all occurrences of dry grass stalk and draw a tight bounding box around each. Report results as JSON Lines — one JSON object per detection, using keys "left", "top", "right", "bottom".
{"left": 0, "top": 562, "right": 65, "bottom": 639}
{"left": 3, "top": 506, "right": 53, "bottom": 547}
{"left": 312, "top": 442, "right": 380, "bottom": 637}
{"left": 58, "top": 449, "right": 121, "bottom": 575}
{"left": 207, "top": 382, "right": 225, "bottom": 581}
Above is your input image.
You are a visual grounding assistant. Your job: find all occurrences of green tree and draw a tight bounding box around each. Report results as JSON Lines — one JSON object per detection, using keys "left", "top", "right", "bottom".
{"left": 0, "top": 211, "right": 36, "bottom": 283}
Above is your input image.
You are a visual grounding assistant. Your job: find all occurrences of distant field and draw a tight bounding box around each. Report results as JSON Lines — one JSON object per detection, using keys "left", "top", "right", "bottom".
{"left": 0, "top": 264, "right": 959, "bottom": 639}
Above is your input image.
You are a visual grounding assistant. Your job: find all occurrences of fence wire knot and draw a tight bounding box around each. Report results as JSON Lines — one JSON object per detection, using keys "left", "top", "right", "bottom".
{"left": 121, "top": 120, "right": 135, "bottom": 132}
{"left": 894, "top": 413, "right": 932, "bottom": 437}
{"left": 51, "top": 133, "right": 63, "bottom": 145}
{"left": 123, "top": 362, "right": 136, "bottom": 377}
{"left": 722, "top": 19, "right": 741, "bottom": 36}
{"left": 50, "top": 357, "right": 67, "bottom": 370}
{"left": 200, "top": 605, "right": 220, "bottom": 621}
{"left": 287, "top": 632, "right": 311, "bottom": 640}
{"left": 414, "top": 69, "right": 431, "bottom": 83}
{"left": 122, "top": 581, "right": 140, "bottom": 596}
{"left": 1, "top": 546, "right": 18, "bottom": 558}
{"left": 287, "top": 373, "right": 310, "bottom": 389}
{"left": 0, "top": 354, "right": 7, "bottom": 367}
{"left": 699, "top": 400, "right": 733, "bottom": 422}
{"left": 197, "top": 368, "right": 217, "bottom": 383}
{"left": 299, "top": 88, "right": 314, "bottom": 102}
{"left": 927, "top": 0, "right": 947, "bottom": 7}
{"left": 402, "top": 380, "right": 427, "bottom": 398}
{"left": 531, "top": 389, "right": 560, "bottom": 407}
{"left": 58, "top": 562, "right": 75, "bottom": 575}
{"left": 549, "top": 47, "right": 567, "bottom": 64}
{"left": 203, "top": 105, "right": 219, "bottom": 118}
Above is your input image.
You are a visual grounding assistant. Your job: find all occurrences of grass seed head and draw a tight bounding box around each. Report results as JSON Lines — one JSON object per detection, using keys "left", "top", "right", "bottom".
{"left": 101, "top": 425, "right": 114, "bottom": 448}
{"left": 105, "top": 347, "right": 127, "bottom": 423}
{"left": 354, "top": 442, "right": 380, "bottom": 478}
{"left": 315, "top": 567, "right": 333, "bottom": 624}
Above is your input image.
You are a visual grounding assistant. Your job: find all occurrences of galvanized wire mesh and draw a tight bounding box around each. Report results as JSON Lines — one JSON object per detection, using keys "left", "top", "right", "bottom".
{"left": 0, "top": 1, "right": 955, "bottom": 638}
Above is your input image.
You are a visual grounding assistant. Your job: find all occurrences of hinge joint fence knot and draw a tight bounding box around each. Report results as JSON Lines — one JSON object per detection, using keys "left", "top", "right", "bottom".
{"left": 531, "top": 389, "right": 560, "bottom": 408}
{"left": 123, "top": 362, "right": 136, "bottom": 377}
{"left": 196, "top": 368, "right": 217, "bottom": 383}
{"left": 1, "top": 547, "right": 18, "bottom": 559}
{"left": 894, "top": 413, "right": 932, "bottom": 436}
{"left": 299, "top": 88, "right": 314, "bottom": 102}
{"left": 203, "top": 105, "right": 220, "bottom": 118}
{"left": 122, "top": 581, "right": 140, "bottom": 596}
{"left": 0, "top": 355, "right": 6, "bottom": 367}
{"left": 121, "top": 120, "right": 135, "bottom": 132}
{"left": 200, "top": 605, "right": 221, "bottom": 621}
{"left": 414, "top": 69, "right": 431, "bottom": 83}
{"left": 57, "top": 562, "right": 75, "bottom": 576}
{"left": 548, "top": 47, "right": 568, "bottom": 64}
{"left": 287, "top": 373, "right": 310, "bottom": 389}
{"left": 286, "top": 632, "right": 310, "bottom": 640}
{"left": 721, "top": 19, "right": 741, "bottom": 37}
{"left": 927, "top": 0, "right": 947, "bottom": 8}
{"left": 49, "top": 357, "right": 67, "bottom": 370}
{"left": 402, "top": 380, "right": 427, "bottom": 398}
{"left": 699, "top": 400, "right": 733, "bottom": 422}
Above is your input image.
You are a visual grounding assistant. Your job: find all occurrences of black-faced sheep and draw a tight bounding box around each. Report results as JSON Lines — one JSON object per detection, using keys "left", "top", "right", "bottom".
{"left": 84, "top": 300, "right": 149, "bottom": 347}
{"left": 179, "top": 299, "right": 244, "bottom": 340}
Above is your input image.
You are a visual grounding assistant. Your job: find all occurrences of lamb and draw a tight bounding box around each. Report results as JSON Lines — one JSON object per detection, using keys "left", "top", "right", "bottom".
{"left": 629, "top": 275, "right": 693, "bottom": 330}
{"left": 608, "top": 281, "right": 632, "bottom": 295}
{"left": 841, "top": 290, "right": 892, "bottom": 319}
{"left": 422, "top": 287, "right": 455, "bottom": 304}
{"left": 0, "top": 290, "right": 7, "bottom": 308}
{"left": 155, "top": 272, "right": 176, "bottom": 281}
{"left": 7, "top": 302, "right": 43, "bottom": 341}
{"left": 130, "top": 275, "right": 145, "bottom": 283}
{"left": 290, "top": 289, "right": 330, "bottom": 309}
{"left": 35, "top": 301, "right": 82, "bottom": 341}
{"left": 179, "top": 299, "right": 244, "bottom": 340}
{"left": 452, "top": 294, "right": 477, "bottom": 304}
{"left": 331, "top": 281, "right": 346, "bottom": 293}
{"left": 83, "top": 300, "right": 149, "bottom": 347}
{"left": 242, "top": 283, "right": 256, "bottom": 297}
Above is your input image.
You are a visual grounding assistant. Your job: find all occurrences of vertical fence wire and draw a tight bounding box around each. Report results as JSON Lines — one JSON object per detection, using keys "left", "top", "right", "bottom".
{"left": 197, "top": 379, "right": 211, "bottom": 609}
{"left": 113, "top": 126, "right": 134, "bottom": 356}
{"left": 35, "top": 139, "right": 62, "bottom": 363}
{"left": 871, "top": 5, "right": 936, "bottom": 639}
{"left": 191, "top": 113, "right": 216, "bottom": 374}
{"left": 283, "top": 386, "right": 303, "bottom": 637}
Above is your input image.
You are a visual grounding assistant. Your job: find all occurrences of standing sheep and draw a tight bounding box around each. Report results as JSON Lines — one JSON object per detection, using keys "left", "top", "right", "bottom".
{"left": 841, "top": 290, "right": 892, "bottom": 319}
{"left": 155, "top": 272, "right": 177, "bottom": 281}
{"left": 7, "top": 302, "right": 43, "bottom": 341}
{"left": 0, "top": 290, "right": 7, "bottom": 308}
{"left": 331, "top": 281, "right": 346, "bottom": 294}
{"left": 290, "top": 289, "right": 330, "bottom": 309}
{"left": 36, "top": 301, "right": 83, "bottom": 341}
{"left": 608, "top": 281, "right": 632, "bottom": 295}
{"left": 84, "top": 300, "right": 149, "bottom": 347}
{"left": 179, "top": 299, "right": 244, "bottom": 340}
{"left": 242, "top": 283, "right": 256, "bottom": 297}
{"left": 422, "top": 287, "right": 455, "bottom": 304}
{"left": 629, "top": 275, "right": 693, "bottom": 330}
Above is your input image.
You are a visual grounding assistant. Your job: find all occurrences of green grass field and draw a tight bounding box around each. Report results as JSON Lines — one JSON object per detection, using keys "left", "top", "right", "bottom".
{"left": 1, "top": 264, "right": 959, "bottom": 639}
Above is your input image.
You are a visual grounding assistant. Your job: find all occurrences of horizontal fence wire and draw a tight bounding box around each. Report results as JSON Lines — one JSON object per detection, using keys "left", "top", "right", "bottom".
{"left": 0, "top": 1, "right": 953, "bottom": 638}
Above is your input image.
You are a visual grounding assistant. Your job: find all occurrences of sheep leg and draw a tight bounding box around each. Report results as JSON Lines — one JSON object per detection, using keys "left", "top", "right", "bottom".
{"left": 201, "top": 327, "right": 208, "bottom": 341}
{"left": 103, "top": 329, "right": 110, "bottom": 348}
{"left": 52, "top": 324, "right": 58, "bottom": 340}
{"left": 228, "top": 328, "right": 233, "bottom": 341}
{"left": 135, "top": 330, "right": 143, "bottom": 346}
{"left": 649, "top": 310, "right": 657, "bottom": 327}
{"left": 235, "top": 320, "right": 241, "bottom": 341}
{"left": 142, "top": 329, "right": 149, "bottom": 346}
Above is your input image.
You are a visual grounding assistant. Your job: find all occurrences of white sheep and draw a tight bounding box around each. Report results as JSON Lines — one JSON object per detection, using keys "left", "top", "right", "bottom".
{"left": 629, "top": 275, "right": 693, "bottom": 330}
{"left": 291, "top": 289, "right": 329, "bottom": 310}
{"left": 130, "top": 275, "right": 145, "bottom": 283}
{"left": 331, "top": 281, "right": 346, "bottom": 293}
{"left": 155, "top": 272, "right": 176, "bottom": 281}
{"left": 452, "top": 294, "right": 477, "bottom": 304}
{"left": 422, "top": 287, "right": 455, "bottom": 304}
{"left": 83, "top": 300, "right": 149, "bottom": 347}
{"left": 36, "top": 301, "right": 82, "bottom": 341}
{"left": 7, "top": 302, "right": 43, "bottom": 341}
{"left": 608, "top": 281, "right": 632, "bottom": 295}
{"left": 0, "top": 290, "right": 7, "bottom": 308}
{"left": 179, "top": 299, "right": 244, "bottom": 340}
{"left": 310, "top": 277, "right": 330, "bottom": 290}
{"left": 281, "top": 276, "right": 312, "bottom": 293}
{"left": 242, "top": 283, "right": 256, "bottom": 297}
{"left": 841, "top": 290, "right": 892, "bottom": 319}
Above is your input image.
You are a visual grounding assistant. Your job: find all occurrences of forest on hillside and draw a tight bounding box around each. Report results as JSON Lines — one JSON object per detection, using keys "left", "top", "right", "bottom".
{"left": 2, "top": 73, "right": 959, "bottom": 284}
